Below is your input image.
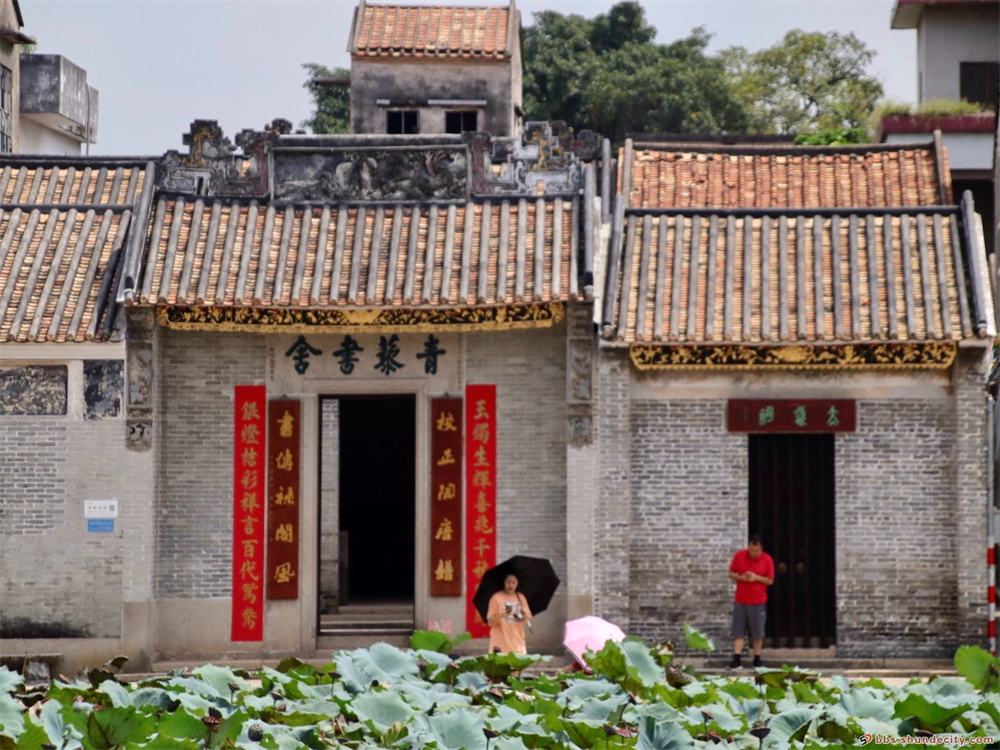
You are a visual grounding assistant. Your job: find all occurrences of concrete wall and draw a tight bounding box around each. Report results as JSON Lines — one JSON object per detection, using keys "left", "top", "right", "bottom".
{"left": 19, "top": 117, "right": 82, "bottom": 155}
{"left": 0, "top": 0, "right": 20, "bottom": 152}
{"left": 917, "top": 5, "right": 999, "bottom": 103}
{"left": 351, "top": 59, "right": 516, "bottom": 136}
{"left": 592, "top": 357, "right": 991, "bottom": 657}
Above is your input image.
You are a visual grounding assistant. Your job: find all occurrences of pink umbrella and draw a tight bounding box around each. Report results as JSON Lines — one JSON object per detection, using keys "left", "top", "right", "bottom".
{"left": 563, "top": 616, "right": 626, "bottom": 666}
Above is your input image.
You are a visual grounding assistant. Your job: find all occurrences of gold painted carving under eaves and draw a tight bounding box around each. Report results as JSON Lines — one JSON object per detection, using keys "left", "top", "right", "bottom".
{"left": 156, "top": 303, "right": 565, "bottom": 333}
{"left": 629, "top": 342, "right": 958, "bottom": 370}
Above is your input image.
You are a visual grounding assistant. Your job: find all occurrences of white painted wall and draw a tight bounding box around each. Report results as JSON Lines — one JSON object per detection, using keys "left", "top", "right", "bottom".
{"left": 19, "top": 118, "right": 83, "bottom": 155}
{"left": 917, "top": 5, "right": 999, "bottom": 103}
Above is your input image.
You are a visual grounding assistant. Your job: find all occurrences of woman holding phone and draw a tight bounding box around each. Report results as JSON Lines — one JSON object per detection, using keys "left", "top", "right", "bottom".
{"left": 486, "top": 573, "right": 533, "bottom": 654}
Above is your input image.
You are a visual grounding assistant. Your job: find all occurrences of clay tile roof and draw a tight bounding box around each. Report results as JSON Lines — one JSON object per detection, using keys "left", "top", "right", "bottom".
{"left": 0, "top": 158, "right": 154, "bottom": 343}
{"left": 622, "top": 143, "right": 950, "bottom": 210}
{"left": 603, "top": 142, "right": 992, "bottom": 346}
{"left": 603, "top": 208, "right": 986, "bottom": 345}
{"left": 137, "top": 195, "right": 583, "bottom": 311}
{"left": 354, "top": 4, "right": 511, "bottom": 60}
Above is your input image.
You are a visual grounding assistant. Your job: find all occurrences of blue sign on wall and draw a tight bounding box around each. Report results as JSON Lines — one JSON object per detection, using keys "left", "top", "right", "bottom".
{"left": 87, "top": 518, "right": 114, "bottom": 533}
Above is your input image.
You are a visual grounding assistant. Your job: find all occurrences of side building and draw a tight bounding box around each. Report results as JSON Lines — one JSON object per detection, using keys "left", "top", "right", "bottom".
{"left": 597, "top": 139, "right": 995, "bottom": 656}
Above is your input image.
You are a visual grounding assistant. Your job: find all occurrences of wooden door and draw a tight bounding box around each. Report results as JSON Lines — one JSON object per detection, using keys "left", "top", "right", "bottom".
{"left": 748, "top": 434, "right": 836, "bottom": 648}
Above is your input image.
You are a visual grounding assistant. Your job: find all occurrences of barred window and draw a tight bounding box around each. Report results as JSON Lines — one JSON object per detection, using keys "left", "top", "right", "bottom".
{"left": 0, "top": 65, "right": 12, "bottom": 153}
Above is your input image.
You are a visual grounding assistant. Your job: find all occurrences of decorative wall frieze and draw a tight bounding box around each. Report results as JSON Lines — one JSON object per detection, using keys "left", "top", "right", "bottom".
{"left": 125, "top": 308, "right": 155, "bottom": 452}
{"left": 156, "top": 303, "right": 565, "bottom": 333}
{"left": 273, "top": 146, "right": 468, "bottom": 203}
{"left": 566, "top": 302, "right": 595, "bottom": 446}
{"left": 629, "top": 342, "right": 958, "bottom": 371}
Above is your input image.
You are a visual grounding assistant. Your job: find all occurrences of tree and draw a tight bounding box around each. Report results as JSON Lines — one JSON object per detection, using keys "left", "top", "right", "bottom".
{"left": 522, "top": 3, "right": 748, "bottom": 144}
{"left": 722, "top": 30, "right": 884, "bottom": 136}
{"left": 301, "top": 63, "right": 351, "bottom": 134}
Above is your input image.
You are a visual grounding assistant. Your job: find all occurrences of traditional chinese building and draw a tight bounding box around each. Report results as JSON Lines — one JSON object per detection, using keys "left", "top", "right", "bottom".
{"left": 596, "top": 138, "right": 995, "bottom": 656}
{"left": 0, "top": 2, "right": 996, "bottom": 674}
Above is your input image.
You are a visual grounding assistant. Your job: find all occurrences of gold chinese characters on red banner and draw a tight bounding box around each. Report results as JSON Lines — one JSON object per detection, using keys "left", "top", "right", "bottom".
{"left": 268, "top": 400, "right": 301, "bottom": 599}
{"left": 430, "top": 398, "right": 463, "bottom": 596}
{"left": 232, "top": 385, "right": 266, "bottom": 641}
{"left": 465, "top": 384, "right": 496, "bottom": 638}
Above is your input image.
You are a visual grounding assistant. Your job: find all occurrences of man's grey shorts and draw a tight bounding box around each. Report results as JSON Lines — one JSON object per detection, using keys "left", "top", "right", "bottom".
{"left": 731, "top": 603, "right": 767, "bottom": 640}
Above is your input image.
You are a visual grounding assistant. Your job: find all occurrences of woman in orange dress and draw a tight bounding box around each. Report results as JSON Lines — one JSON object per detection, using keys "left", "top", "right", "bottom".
{"left": 486, "top": 573, "right": 533, "bottom": 654}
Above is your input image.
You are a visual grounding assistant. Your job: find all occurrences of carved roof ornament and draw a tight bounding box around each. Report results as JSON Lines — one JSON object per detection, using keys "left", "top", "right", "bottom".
{"left": 181, "top": 120, "right": 235, "bottom": 169}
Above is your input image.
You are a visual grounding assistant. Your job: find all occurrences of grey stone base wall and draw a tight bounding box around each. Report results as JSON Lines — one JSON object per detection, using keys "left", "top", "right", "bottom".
{"left": 155, "top": 330, "right": 266, "bottom": 598}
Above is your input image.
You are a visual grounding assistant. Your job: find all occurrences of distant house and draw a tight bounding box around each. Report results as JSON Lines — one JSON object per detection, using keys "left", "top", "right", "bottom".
{"left": 20, "top": 54, "right": 99, "bottom": 155}
{"left": 348, "top": 1, "right": 523, "bottom": 136}
{"left": 884, "top": 0, "right": 998, "bottom": 253}
{"left": 0, "top": 0, "right": 30, "bottom": 153}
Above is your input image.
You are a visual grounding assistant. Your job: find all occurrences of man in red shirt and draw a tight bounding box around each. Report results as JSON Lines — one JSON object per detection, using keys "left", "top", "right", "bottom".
{"left": 728, "top": 534, "right": 775, "bottom": 668}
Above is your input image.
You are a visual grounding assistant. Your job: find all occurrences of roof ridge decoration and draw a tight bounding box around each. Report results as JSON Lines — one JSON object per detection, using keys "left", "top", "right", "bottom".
{"left": 155, "top": 120, "right": 599, "bottom": 204}
{"left": 157, "top": 119, "right": 289, "bottom": 197}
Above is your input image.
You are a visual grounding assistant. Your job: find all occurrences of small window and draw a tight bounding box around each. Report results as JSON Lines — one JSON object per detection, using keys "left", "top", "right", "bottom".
{"left": 960, "top": 62, "right": 999, "bottom": 111}
{"left": 387, "top": 110, "right": 419, "bottom": 134}
{"left": 445, "top": 110, "right": 479, "bottom": 134}
{"left": 0, "top": 65, "right": 12, "bottom": 153}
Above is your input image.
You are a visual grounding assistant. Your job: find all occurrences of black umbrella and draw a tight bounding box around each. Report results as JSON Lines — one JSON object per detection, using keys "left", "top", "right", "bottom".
{"left": 472, "top": 555, "right": 560, "bottom": 623}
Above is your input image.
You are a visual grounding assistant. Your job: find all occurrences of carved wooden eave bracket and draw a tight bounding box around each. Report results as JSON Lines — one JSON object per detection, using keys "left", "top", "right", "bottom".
{"left": 155, "top": 303, "right": 565, "bottom": 333}
{"left": 629, "top": 342, "right": 958, "bottom": 371}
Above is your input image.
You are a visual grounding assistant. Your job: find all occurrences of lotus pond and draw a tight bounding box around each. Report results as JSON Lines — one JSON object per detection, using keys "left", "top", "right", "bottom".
{"left": 2, "top": 629, "right": 999, "bottom": 749}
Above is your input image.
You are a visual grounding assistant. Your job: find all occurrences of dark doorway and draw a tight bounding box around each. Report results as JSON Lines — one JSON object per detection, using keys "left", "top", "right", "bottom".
{"left": 748, "top": 434, "right": 836, "bottom": 648}
{"left": 337, "top": 395, "right": 416, "bottom": 602}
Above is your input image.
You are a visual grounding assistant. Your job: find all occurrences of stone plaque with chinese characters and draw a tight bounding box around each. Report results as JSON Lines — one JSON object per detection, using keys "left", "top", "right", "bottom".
{"left": 430, "top": 398, "right": 463, "bottom": 597}
{"left": 726, "top": 400, "right": 856, "bottom": 433}
{"left": 267, "top": 400, "right": 301, "bottom": 599}
{"left": 269, "top": 332, "right": 458, "bottom": 388}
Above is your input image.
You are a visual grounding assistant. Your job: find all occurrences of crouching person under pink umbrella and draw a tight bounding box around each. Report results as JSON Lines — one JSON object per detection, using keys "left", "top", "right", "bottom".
{"left": 486, "top": 574, "right": 533, "bottom": 654}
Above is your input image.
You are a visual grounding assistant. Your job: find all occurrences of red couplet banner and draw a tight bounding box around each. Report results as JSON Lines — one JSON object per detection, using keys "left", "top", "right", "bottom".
{"left": 465, "top": 384, "right": 497, "bottom": 638}
{"left": 232, "top": 385, "right": 266, "bottom": 641}
{"left": 267, "top": 400, "right": 301, "bottom": 600}
{"left": 430, "top": 398, "right": 463, "bottom": 597}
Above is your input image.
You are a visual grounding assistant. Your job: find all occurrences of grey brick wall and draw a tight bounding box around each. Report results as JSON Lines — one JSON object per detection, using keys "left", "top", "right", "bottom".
{"left": 954, "top": 350, "right": 989, "bottom": 648}
{"left": 465, "top": 325, "right": 568, "bottom": 604}
{"left": 155, "top": 330, "right": 266, "bottom": 598}
{"left": 590, "top": 360, "right": 988, "bottom": 657}
{"left": 627, "top": 400, "right": 745, "bottom": 646}
{"left": 0, "top": 411, "right": 133, "bottom": 638}
{"left": 319, "top": 398, "right": 339, "bottom": 613}
{"left": 594, "top": 348, "right": 632, "bottom": 629}
{"left": 837, "top": 397, "right": 958, "bottom": 657}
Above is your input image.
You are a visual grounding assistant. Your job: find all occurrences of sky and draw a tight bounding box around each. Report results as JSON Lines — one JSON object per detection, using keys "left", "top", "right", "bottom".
{"left": 25, "top": 0, "right": 918, "bottom": 156}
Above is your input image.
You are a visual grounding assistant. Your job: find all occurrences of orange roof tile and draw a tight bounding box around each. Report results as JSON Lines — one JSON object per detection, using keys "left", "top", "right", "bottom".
{"left": 354, "top": 4, "right": 510, "bottom": 60}
{"left": 622, "top": 144, "right": 950, "bottom": 210}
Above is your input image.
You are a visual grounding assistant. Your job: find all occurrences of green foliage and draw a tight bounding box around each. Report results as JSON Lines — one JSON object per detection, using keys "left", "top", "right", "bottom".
{"left": 794, "top": 127, "right": 867, "bottom": 145}
{"left": 410, "top": 628, "right": 472, "bottom": 654}
{"left": 522, "top": 3, "right": 748, "bottom": 143}
{"left": 0, "top": 642, "right": 997, "bottom": 748}
{"left": 723, "top": 29, "right": 884, "bottom": 136}
{"left": 683, "top": 623, "right": 715, "bottom": 653}
{"left": 301, "top": 63, "right": 351, "bottom": 134}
